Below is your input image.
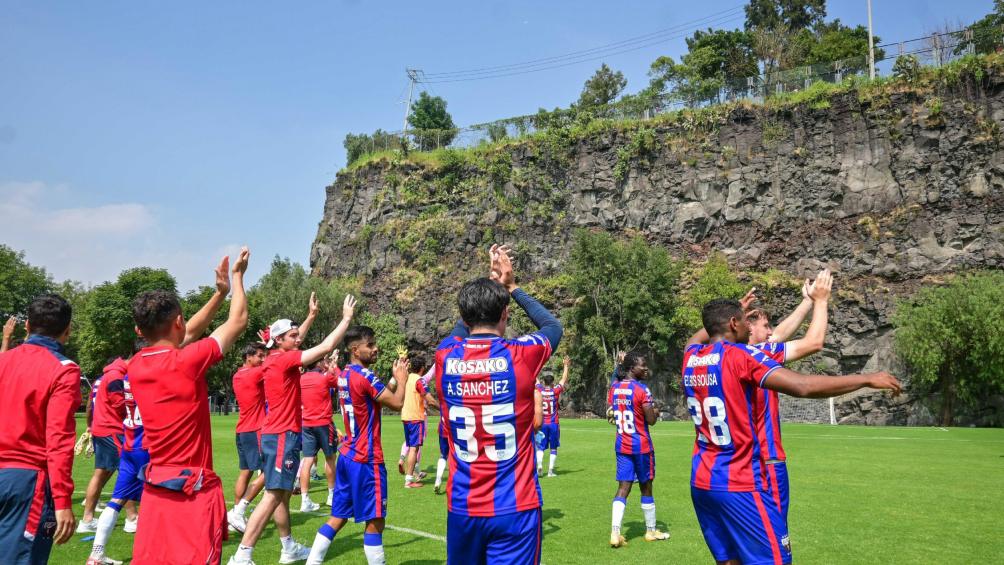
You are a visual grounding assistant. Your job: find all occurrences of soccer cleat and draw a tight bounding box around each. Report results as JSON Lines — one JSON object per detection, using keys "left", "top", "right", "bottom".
{"left": 433, "top": 484, "right": 443, "bottom": 495}
{"left": 644, "top": 529, "right": 670, "bottom": 542}
{"left": 300, "top": 499, "right": 320, "bottom": 512}
{"left": 610, "top": 532, "right": 628, "bottom": 548}
{"left": 225, "top": 556, "right": 255, "bottom": 565}
{"left": 278, "top": 541, "right": 311, "bottom": 564}
{"left": 405, "top": 481, "right": 425, "bottom": 489}
{"left": 397, "top": 459, "right": 405, "bottom": 475}
{"left": 123, "top": 516, "right": 138, "bottom": 533}
{"left": 546, "top": 471, "right": 557, "bottom": 477}
{"left": 325, "top": 491, "right": 333, "bottom": 507}
{"left": 86, "top": 557, "right": 123, "bottom": 565}
{"left": 417, "top": 471, "right": 428, "bottom": 480}
{"left": 76, "top": 519, "right": 98, "bottom": 533}
{"left": 227, "top": 509, "right": 248, "bottom": 533}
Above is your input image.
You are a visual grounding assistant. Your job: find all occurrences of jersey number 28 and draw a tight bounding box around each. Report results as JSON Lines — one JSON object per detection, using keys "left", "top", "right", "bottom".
{"left": 686, "top": 396, "right": 731, "bottom": 446}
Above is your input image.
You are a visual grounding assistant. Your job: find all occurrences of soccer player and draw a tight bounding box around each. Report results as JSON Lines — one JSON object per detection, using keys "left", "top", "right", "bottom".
{"left": 0, "top": 294, "right": 80, "bottom": 564}
{"left": 128, "top": 249, "right": 251, "bottom": 565}
{"left": 78, "top": 356, "right": 132, "bottom": 533}
{"left": 227, "top": 342, "right": 268, "bottom": 533}
{"left": 683, "top": 298, "right": 901, "bottom": 565}
{"left": 87, "top": 358, "right": 149, "bottom": 565}
{"left": 536, "top": 355, "right": 570, "bottom": 477}
{"left": 435, "top": 244, "right": 562, "bottom": 565}
{"left": 229, "top": 294, "right": 357, "bottom": 565}
{"left": 399, "top": 352, "right": 435, "bottom": 488}
{"left": 607, "top": 351, "right": 670, "bottom": 547}
{"left": 298, "top": 356, "right": 341, "bottom": 511}
{"left": 305, "top": 327, "right": 410, "bottom": 565}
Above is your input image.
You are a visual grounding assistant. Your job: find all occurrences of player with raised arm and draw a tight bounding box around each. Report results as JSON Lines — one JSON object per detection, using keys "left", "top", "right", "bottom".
{"left": 1, "top": 315, "right": 16, "bottom": 353}
{"left": 127, "top": 247, "right": 250, "bottom": 565}
{"left": 400, "top": 352, "right": 435, "bottom": 488}
{"left": 683, "top": 298, "right": 901, "bottom": 565}
{"left": 0, "top": 294, "right": 80, "bottom": 564}
{"left": 689, "top": 269, "right": 834, "bottom": 526}
{"left": 227, "top": 342, "right": 268, "bottom": 533}
{"left": 436, "top": 244, "right": 562, "bottom": 565}
{"left": 304, "top": 327, "right": 410, "bottom": 565}
{"left": 228, "top": 293, "right": 356, "bottom": 565}
{"left": 607, "top": 351, "right": 670, "bottom": 548}
{"left": 86, "top": 344, "right": 149, "bottom": 565}
{"left": 298, "top": 355, "right": 341, "bottom": 511}
{"left": 536, "top": 355, "right": 570, "bottom": 477}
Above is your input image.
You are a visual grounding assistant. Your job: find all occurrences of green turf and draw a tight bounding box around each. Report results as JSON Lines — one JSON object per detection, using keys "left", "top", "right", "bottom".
{"left": 50, "top": 416, "right": 1004, "bottom": 564}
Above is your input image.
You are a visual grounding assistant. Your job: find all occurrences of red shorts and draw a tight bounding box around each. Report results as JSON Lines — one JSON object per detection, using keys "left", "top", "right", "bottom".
{"left": 132, "top": 474, "right": 226, "bottom": 565}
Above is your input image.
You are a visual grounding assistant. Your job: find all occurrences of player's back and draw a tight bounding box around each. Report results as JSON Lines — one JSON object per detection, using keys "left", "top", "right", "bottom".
{"left": 400, "top": 372, "right": 427, "bottom": 422}
{"left": 0, "top": 337, "right": 81, "bottom": 469}
{"left": 300, "top": 368, "right": 337, "bottom": 427}
{"left": 752, "top": 342, "right": 787, "bottom": 462}
{"left": 337, "top": 363, "right": 386, "bottom": 463}
{"left": 233, "top": 365, "right": 266, "bottom": 433}
{"left": 682, "top": 341, "right": 781, "bottom": 492}
{"left": 122, "top": 374, "right": 145, "bottom": 452}
{"left": 607, "top": 379, "right": 654, "bottom": 454}
{"left": 435, "top": 332, "right": 551, "bottom": 517}
{"left": 537, "top": 384, "right": 564, "bottom": 426}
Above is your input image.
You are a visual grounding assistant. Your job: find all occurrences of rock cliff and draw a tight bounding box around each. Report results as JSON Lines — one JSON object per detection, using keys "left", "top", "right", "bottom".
{"left": 312, "top": 63, "right": 1004, "bottom": 425}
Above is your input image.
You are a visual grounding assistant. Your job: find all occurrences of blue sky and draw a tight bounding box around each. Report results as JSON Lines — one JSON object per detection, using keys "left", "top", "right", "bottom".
{"left": 0, "top": 0, "right": 992, "bottom": 291}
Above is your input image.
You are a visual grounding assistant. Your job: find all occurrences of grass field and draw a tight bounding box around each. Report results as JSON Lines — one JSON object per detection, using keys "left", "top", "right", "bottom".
{"left": 50, "top": 415, "right": 1004, "bottom": 564}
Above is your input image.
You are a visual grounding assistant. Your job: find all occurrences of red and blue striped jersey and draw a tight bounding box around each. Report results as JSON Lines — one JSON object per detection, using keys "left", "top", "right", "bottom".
{"left": 752, "top": 342, "right": 787, "bottom": 462}
{"left": 536, "top": 383, "right": 565, "bottom": 425}
{"left": 607, "top": 380, "right": 654, "bottom": 454}
{"left": 435, "top": 332, "right": 552, "bottom": 517}
{"left": 682, "top": 341, "right": 782, "bottom": 492}
{"left": 336, "top": 363, "right": 387, "bottom": 464}
{"left": 122, "top": 374, "right": 144, "bottom": 451}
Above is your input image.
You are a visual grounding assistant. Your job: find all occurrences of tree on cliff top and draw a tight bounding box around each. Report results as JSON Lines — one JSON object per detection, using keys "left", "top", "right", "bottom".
{"left": 408, "top": 92, "right": 457, "bottom": 150}
{"left": 893, "top": 271, "right": 1004, "bottom": 426}
{"left": 576, "top": 64, "right": 627, "bottom": 111}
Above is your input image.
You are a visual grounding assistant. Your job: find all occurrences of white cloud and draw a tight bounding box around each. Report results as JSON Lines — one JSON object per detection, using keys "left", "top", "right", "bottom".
{"left": 0, "top": 181, "right": 238, "bottom": 291}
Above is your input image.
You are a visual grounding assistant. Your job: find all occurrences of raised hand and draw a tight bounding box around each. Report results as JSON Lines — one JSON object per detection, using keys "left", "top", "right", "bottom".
{"left": 392, "top": 356, "right": 411, "bottom": 382}
{"left": 868, "top": 371, "right": 903, "bottom": 397}
{"left": 563, "top": 355, "right": 571, "bottom": 368}
{"left": 307, "top": 292, "right": 319, "bottom": 318}
{"left": 214, "top": 255, "right": 231, "bottom": 295}
{"left": 2, "top": 316, "right": 15, "bottom": 339}
{"left": 491, "top": 244, "right": 517, "bottom": 292}
{"left": 257, "top": 328, "right": 269, "bottom": 344}
{"left": 739, "top": 287, "right": 758, "bottom": 312}
{"left": 232, "top": 246, "right": 250, "bottom": 276}
{"left": 616, "top": 350, "right": 626, "bottom": 364}
{"left": 342, "top": 294, "right": 357, "bottom": 321}
{"left": 801, "top": 279, "right": 812, "bottom": 301}
{"left": 809, "top": 269, "right": 832, "bottom": 302}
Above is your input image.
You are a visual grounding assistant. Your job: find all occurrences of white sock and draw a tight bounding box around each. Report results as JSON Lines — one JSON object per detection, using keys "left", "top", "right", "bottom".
{"left": 307, "top": 527, "right": 335, "bottom": 565}
{"left": 281, "top": 535, "right": 296, "bottom": 552}
{"left": 641, "top": 497, "right": 657, "bottom": 530}
{"left": 548, "top": 452, "right": 557, "bottom": 473}
{"left": 405, "top": 474, "right": 414, "bottom": 485}
{"left": 435, "top": 458, "right": 447, "bottom": 487}
{"left": 235, "top": 499, "right": 249, "bottom": 515}
{"left": 363, "top": 543, "right": 385, "bottom": 565}
{"left": 234, "top": 545, "right": 254, "bottom": 562}
{"left": 612, "top": 497, "right": 626, "bottom": 533}
{"left": 90, "top": 504, "right": 120, "bottom": 557}
{"left": 536, "top": 449, "right": 544, "bottom": 470}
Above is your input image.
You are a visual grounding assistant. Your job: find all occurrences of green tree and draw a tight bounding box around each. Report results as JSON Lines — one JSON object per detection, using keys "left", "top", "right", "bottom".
{"left": 672, "top": 254, "right": 747, "bottom": 335}
{"left": 564, "top": 230, "right": 683, "bottom": 412}
{"left": 408, "top": 92, "right": 457, "bottom": 150}
{"left": 576, "top": 63, "right": 628, "bottom": 111}
{"left": 357, "top": 311, "right": 408, "bottom": 382}
{"left": 0, "top": 245, "right": 53, "bottom": 319}
{"left": 960, "top": 0, "right": 1004, "bottom": 55}
{"left": 893, "top": 271, "right": 1004, "bottom": 426}
{"left": 802, "top": 20, "right": 883, "bottom": 74}
{"left": 745, "top": 0, "right": 826, "bottom": 32}
{"left": 344, "top": 129, "right": 401, "bottom": 166}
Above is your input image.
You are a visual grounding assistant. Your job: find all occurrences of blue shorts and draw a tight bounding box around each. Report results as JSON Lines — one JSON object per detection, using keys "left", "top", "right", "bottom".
{"left": 236, "top": 431, "right": 263, "bottom": 471}
{"left": 302, "top": 424, "right": 337, "bottom": 458}
{"left": 0, "top": 468, "right": 55, "bottom": 565}
{"left": 539, "top": 424, "right": 560, "bottom": 450}
{"left": 446, "top": 508, "right": 542, "bottom": 565}
{"left": 616, "top": 452, "right": 655, "bottom": 483}
{"left": 93, "top": 434, "right": 123, "bottom": 471}
{"left": 261, "top": 431, "right": 302, "bottom": 491}
{"left": 766, "top": 461, "right": 789, "bottom": 525}
{"left": 691, "top": 487, "right": 791, "bottom": 565}
{"left": 330, "top": 457, "right": 387, "bottom": 523}
{"left": 403, "top": 421, "right": 426, "bottom": 448}
{"left": 111, "top": 448, "right": 149, "bottom": 502}
{"left": 439, "top": 435, "right": 449, "bottom": 460}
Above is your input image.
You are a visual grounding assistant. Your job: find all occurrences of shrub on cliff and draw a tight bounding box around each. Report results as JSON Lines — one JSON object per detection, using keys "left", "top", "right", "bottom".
{"left": 893, "top": 271, "right": 1004, "bottom": 426}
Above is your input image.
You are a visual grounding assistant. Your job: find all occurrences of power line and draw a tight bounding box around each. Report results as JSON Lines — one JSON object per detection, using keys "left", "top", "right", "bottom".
{"left": 419, "top": 5, "right": 745, "bottom": 82}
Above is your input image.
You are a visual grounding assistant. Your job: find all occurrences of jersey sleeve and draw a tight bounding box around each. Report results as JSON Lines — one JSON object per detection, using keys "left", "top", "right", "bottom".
{"left": 416, "top": 377, "right": 429, "bottom": 396}
{"left": 362, "top": 370, "right": 386, "bottom": 399}
{"left": 606, "top": 385, "right": 614, "bottom": 408}
{"left": 179, "top": 337, "right": 225, "bottom": 379}
{"left": 639, "top": 383, "right": 654, "bottom": 405}
{"left": 732, "top": 345, "right": 782, "bottom": 387}
{"left": 47, "top": 362, "right": 81, "bottom": 510}
{"left": 511, "top": 334, "right": 553, "bottom": 384}
{"left": 755, "top": 342, "right": 786, "bottom": 364}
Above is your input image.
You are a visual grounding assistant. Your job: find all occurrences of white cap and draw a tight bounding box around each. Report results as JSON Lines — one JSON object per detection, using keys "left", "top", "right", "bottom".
{"left": 266, "top": 319, "right": 295, "bottom": 348}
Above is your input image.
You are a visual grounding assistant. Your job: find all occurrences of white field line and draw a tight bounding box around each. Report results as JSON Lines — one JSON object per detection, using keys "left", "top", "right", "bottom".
{"left": 560, "top": 426, "right": 1004, "bottom": 442}
{"left": 299, "top": 511, "right": 447, "bottom": 542}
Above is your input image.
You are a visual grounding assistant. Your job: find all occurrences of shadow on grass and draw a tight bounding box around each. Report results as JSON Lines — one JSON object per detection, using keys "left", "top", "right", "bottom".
{"left": 623, "top": 518, "right": 673, "bottom": 541}
{"left": 543, "top": 508, "right": 565, "bottom": 536}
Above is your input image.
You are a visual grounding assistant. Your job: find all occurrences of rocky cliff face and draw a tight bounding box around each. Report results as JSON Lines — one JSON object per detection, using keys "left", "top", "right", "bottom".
{"left": 312, "top": 69, "right": 1004, "bottom": 426}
